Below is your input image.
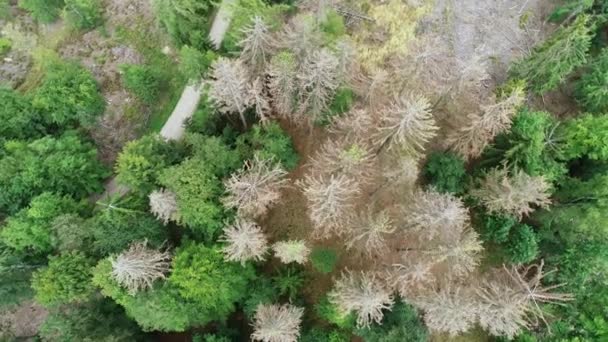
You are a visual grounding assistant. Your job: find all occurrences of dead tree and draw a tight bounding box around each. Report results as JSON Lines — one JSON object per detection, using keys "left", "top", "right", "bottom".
{"left": 223, "top": 155, "right": 289, "bottom": 219}
{"left": 299, "top": 173, "right": 360, "bottom": 238}
{"left": 403, "top": 190, "right": 469, "bottom": 241}
{"left": 428, "top": 227, "right": 484, "bottom": 278}
{"left": 149, "top": 189, "right": 180, "bottom": 224}
{"left": 272, "top": 240, "right": 311, "bottom": 265}
{"left": 346, "top": 208, "right": 395, "bottom": 256}
{"left": 297, "top": 49, "right": 340, "bottom": 124}
{"left": 207, "top": 58, "right": 252, "bottom": 127}
{"left": 390, "top": 255, "right": 436, "bottom": 299}
{"left": 448, "top": 86, "right": 525, "bottom": 159}
{"left": 279, "top": 15, "right": 322, "bottom": 62}
{"left": 328, "top": 271, "right": 394, "bottom": 328}
{"left": 374, "top": 93, "right": 438, "bottom": 155}
{"left": 239, "top": 16, "right": 276, "bottom": 75}
{"left": 251, "top": 303, "right": 304, "bottom": 342}
{"left": 267, "top": 52, "right": 298, "bottom": 117}
{"left": 471, "top": 167, "right": 551, "bottom": 218}
{"left": 110, "top": 241, "right": 171, "bottom": 295}
{"left": 249, "top": 78, "right": 271, "bottom": 122}
{"left": 308, "top": 138, "right": 376, "bottom": 182}
{"left": 221, "top": 219, "right": 268, "bottom": 264}
{"left": 415, "top": 285, "right": 480, "bottom": 336}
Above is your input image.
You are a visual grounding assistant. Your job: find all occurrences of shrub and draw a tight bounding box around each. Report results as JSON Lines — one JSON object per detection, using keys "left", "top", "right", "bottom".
{"left": 506, "top": 224, "right": 539, "bottom": 264}
{"left": 0, "top": 37, "right": 11, "bottom": 56}
{"left": 423, "top": 151, "right": 467, "bottom": 194}
{"left": 169, "top": 243, "right": 256, "bottom": 319}
{"left": 32, "top": 62, "right": 105, "bottom": 128}
{"left": 237, "top": 122, "right": 299, "bottom": 170}
{"left": 64, "top": 0, "right": 103, "bottom": 29}
{"left": 115, "top": 134, "right": 182, "bottom": 192}
{"left": 18, "top": 0, "right": 64, "bottom": 23}
{"left": 0, "top": 132, "right": 108, "bottom": 214}
{"left": 575, "top": 48, "right": 608, "bottom": 113}
{"left": 310, "top": 247, "right": 338, "bottom": 274}
{"left": 39, "top": 299, "right": 142, "bottom": 341}
{"left": 32, "top": 251, "right": 94, "bottom": 306}
{"left": 355, "top": 300, "right": 428, "bottom": 342}
{"left": 321, "top": 9, "right": 346, "bottom": 43}
{"left": 120, "top": 64, "right": 163, "bottom": 104}
{"left": 179, "top": 46, "right": 217, "bottom": 80}
{"left": 0, "top": 193, "right": 82, "bottom": 254}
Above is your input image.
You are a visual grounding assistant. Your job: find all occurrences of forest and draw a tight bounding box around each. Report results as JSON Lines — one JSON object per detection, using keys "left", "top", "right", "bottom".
{"left": 0, "top": 0, "right": 607, "bottom": 341}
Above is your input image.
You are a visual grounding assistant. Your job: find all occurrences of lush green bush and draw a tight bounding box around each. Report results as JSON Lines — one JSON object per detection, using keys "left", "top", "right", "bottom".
{"left": 423, "top": 151, "right": 467, "bottom": 194}
{"left": 179, "top": 46, "right": 217, "bottom": 80}
{"left": 19, "top": 0, "right": 65, "bottom": 23}
{"left": 93, "top": 259, "right": 213, "bottom": 332}
{"left": 64, "top": 0, "right": 103, "bottom": 29}
{"left": 0, "top": 193, "right": 82, "bottom": 254}
{"left": 505, "top": 224, "right": 539, "bottom": 264}
{"left": 39, "top": 299, "right": 142, "bottom": 341}
{"left": 237, "top": 122, "right": 299, "bottom": 170}
{"left": 0, "top": 87, "right": 43, "bottom": 140}
{"left": 310, "top": 247, "right": 338, "bottom": 274}
{"left": 32, "top": 251, "right": 94, "bottom": 306}
{"left": 485, "top": 110, "right": 567, "bottom": 182}
{"left": 89, "top": 195, "right": 168, "bottom": 256}
{"left": 559, "top": 114, "right": 608, "bottom": 161}
{"left": 153, "top": 0, "right": 215, "bottom": 49}
{"left": 32, "top": 62, "right": 105, "bottom": 128}
{"left": 116, "top": 134, "right": 182, "bottom": 192}
{"left": 0, "top": 132, "right": 107, "bottom": 214}
{"left": 120, "top": 64, "right": 163, "bottom": 104}
{"left": 169, "top": 243, "right": 255, "bottom": 320}
{"left": 575, "top": 48, "right": 608, "bottom": 113}
{"left": 510, "top": 15, "right": 593, "bottom": 94}
{"left": 355, "top": 300, "right": 428, "bottom": 342}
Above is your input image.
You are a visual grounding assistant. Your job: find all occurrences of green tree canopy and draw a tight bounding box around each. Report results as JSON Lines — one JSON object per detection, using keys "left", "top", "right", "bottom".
{"left": 559, "top": 113, "right": 608, "bottom": 161}
{"left": 120, "top": 64, "right": 163, "bottom": 104}
{"left": 32, "top": 62, "right": 105, "bottom": 128}
{"left": 575, "top": 48, "right": 608, "bottom": 113}
{"left": 32, "top": 251, "right": 94, "bottom": 307}
{"left": 423, "top": 151, "right": 467, "bottom": 194}
{"left": 237, "top": 122, "right": 300, "bottom": 170}
{"left": 0, "top": 132, "right": 108, "bottom": 214}
{"left": 153, "top": 0, "right": 215, "bottom": 49}
{"left": 0, "top": 87, "right": 43, "bottom": 141}
{"left": 1, "top": 193, "right": 82, "bottom": 254}
{"left": 355, "top": 300, "right": 428, "bottom": 342}
{"left": 64, "top": 0, "right": 103, "bottom": 29}
{"left": 18, "top": 0, "right": 65, "bottom": 23}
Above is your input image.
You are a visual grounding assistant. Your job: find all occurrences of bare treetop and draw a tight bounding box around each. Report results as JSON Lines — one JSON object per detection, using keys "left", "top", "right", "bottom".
{"left": 328, "top": 271, "right": 395, "bottom": 328}
{"left": 267, "top": 52, "right": 298, "bottom": 118}
{"left": 221, "top": 219, "right": 269, "bottom": 264}
{"left": 429, "top": 227, "right": 483, "bottom": 278}
{"left": 328, "top": 107, "right": 376, "bottom": 139}
{"left": 149, "top": 189, "right": 180, "bottom": 225}
{"left": 309, "top": 138, "right": 376, "bottom": 182}
{"left": 415, "top": 285, "right": 480, "bottom": 336}
{"left": 346, "top": 208, "right": 395, "bottom": 256}
{"left": 223, "top": 156, "right": 289, "bottom": 219}
{"left": 251, "top": 303, "right": 304, "bottom": 342}
{"left": 390, "top": 255, "right": 436, "bottom": 298}
{"left": 110, "top": 241, "right": 171, "bottom": 295}
{"left": 207, "top": 58, "right": 253, "bottom": 127}
{"left": 239, "top": 16, "right": 276, "bottom": 75}
{"left": 297, "top": 48, "right": 341, "bottom": 123}
{"left": 272, "top": 240, "right": 311, "bottom": 264}
{"left": 279, "top": 15, "right": 322, "bottom": 61}
{"left": 299, "top": 173, "right": 360, "bottom": 238}
{"left": 374, "top": 93, "right": 438, "bottom": 155}
{"left": 471, "top": 167, "right": 551, "bottom": 218}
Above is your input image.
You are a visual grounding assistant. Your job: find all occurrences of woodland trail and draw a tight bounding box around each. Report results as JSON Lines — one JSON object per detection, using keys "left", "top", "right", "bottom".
{"left": 98, "top": 0, "right": 234, "bottom": 199}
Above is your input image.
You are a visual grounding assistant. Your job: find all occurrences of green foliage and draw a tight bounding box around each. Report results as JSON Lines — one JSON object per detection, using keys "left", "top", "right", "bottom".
{"left": 310, "top": 247, "right": 338, "bottom": 274}
{"left": 179, "top": 46, "right": 217, "bottom": 80}
{"left": 64, "top": 0, "right": 103, "bottom": 30}
{"left": 1, "top": 193, "right": 81, "bottom": 254}
{"left": 317, "top": 87, "right": 355, "bottom": 126}
{"left": 479, "top": 213, "right": 518, "bottom": 244}
{"left": 32, "top": 251, "right": 94, "bottom": 307}
{"left": 0, "top": 87, "right": 43, "bottom": 141}
{"left": 559, "top": 113, "right": 608, "bottom": 161}
{"left": 0, "top": 244, "right": 37, "bottom": 309}
{"left": 510, "top": 15, "right": 594, "bottom": 94}
{"left": 0, "top": 37, "right": 11, "bottom": 57}
{"left": 222, "top": 0, "right": 287, "bottom": 52}
{"left": 242, "top": 276, "right": 279, "bottom": 319}
{"left": 536, "top": 199, "right": 608, "bottom": 243}
{"left": 169, "top": 243, "right": 255, "bottom": 320}
{"left": 90, "top": 195, "right": 168, "bottom": 256}
{"left": 159, "top": 158, "right": 225, "bottom": 236}
{"left": 153, "top": 0, "right": 215, "bottom": 49}
{"left": 423, "top": 151, "right": 467, "bottom": 194}
{"left": 193, "top": 334, "right": 232, "bottom": 342}
{"left": 237, "top": 122, "right": 299, "bottom": 170}
{"left": 120, "top": 64, "right": 163, "bottom": 104}
{"left": 301, "top": 328, "right": 349, "bottom": 342}
{"left": 32, "top": 61, "right": 105, "bottom": 128}
{"left": 355, "top": 300, "right": 428, "bottom": 342}
{"left": 272, "top": 266, "right": 305, "bottom": 301}
{"left": 575, "top": 48, "right": 608, "bottom": 113}
{"left": 0, "top": 132, "right": 107, "bottom": 214}
{"left": 185, "top": 133, "right": 242, "bottom": 178}
{"left": 321, "top": 10, "right": 346, "bottom": 44}
{"left": 51, "top": 214, "right": 90, "bottom": 252}
{"left": 18, "top": 0, "right": 64, "bottom": 23}
{"left": 116, "top": 134, "right": 182, "bottom": 192}
{"left": 0, "top": 0, "right": 10, "bottom": 19}
{"left": 485, "top": 110, "right": 566, "bottom": 182}
{"left": 187, "top": 96, "right": 225, "bottom": 136}
{"left": 39, "top": 299, "right": 142, "bottom": 341}
{"left": 548, "top": 0, "right": 594, "bottom": 22}
{"left": 505, "top": 224, "right": 539, "bottom": 264}
{"left": 93, "top": 259, "right": 213, "bottom": 332}
{"left": 315, "top": 295, "right": 356, "bottom": 329}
